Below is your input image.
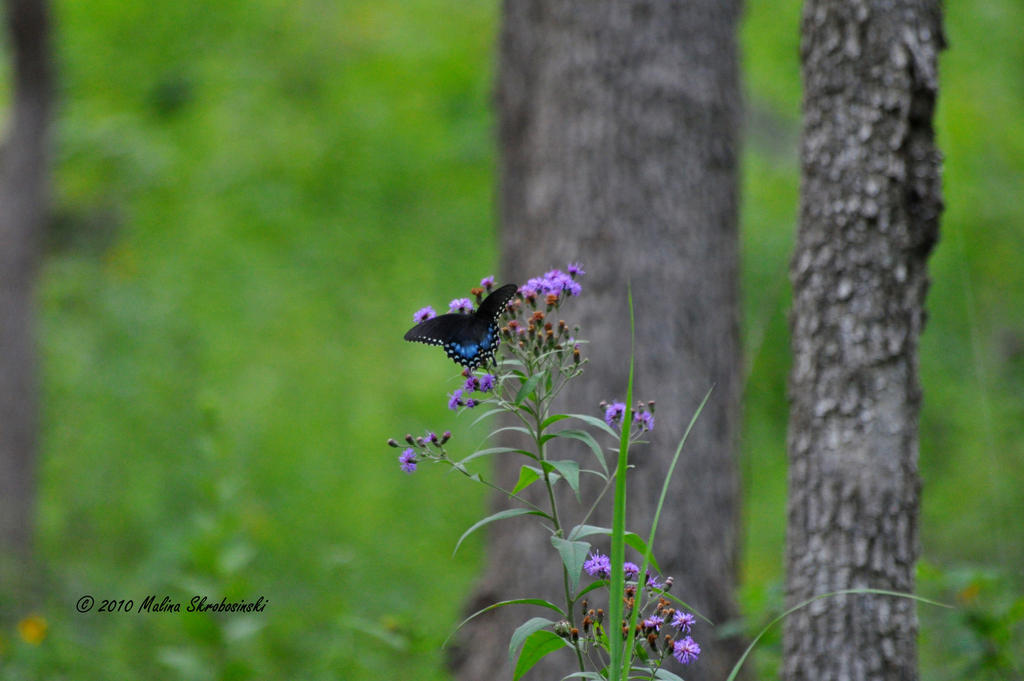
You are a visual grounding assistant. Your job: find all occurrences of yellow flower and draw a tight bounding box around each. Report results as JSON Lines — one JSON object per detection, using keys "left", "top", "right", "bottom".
{"left": 17, "top": 614, "right": 47, "bottom": 645}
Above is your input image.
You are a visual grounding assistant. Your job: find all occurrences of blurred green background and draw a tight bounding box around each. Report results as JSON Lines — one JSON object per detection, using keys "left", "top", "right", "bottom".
{"left": 2, "top": 0, "right": 1021, "bottom": 679}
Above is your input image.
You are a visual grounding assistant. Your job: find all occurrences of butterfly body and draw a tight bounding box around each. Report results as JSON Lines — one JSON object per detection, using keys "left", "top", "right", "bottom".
{"left": 404, "top": 284, "right": 517, "bottom": 369}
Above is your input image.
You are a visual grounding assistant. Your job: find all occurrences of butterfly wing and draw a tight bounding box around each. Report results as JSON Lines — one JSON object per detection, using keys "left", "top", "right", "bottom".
{"left": 404, "top": 313, "right": 497, "bottom": 368}
{"left": 403, "top": 284, "right": 517, "bottom": 369}
{"left": 475, "top": 283, "right": 518, "bottom": 321}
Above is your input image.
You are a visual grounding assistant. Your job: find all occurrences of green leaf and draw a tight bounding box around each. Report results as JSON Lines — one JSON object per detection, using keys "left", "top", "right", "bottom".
{"left": 659, "top": 591, "right": 712, "bottom": 625}
{"left": 442, "top": 598, "right": 566, "bottom": 650}
{"left": 544, "top": 459, "right": 581, "bottom": 498}
{"left": 652, "top": 667, "right": 686, "bottom": 681}
{"left": 540, "top": 413, "right": 571, "bottom": 430}
{"left": 460, "top": 446, "right": 537, "bottom": 466}
{"left": 513, "top": 630, "right": 568, "bottom": 681}
{"left": 568, "top": 524, "right": 610, "bottom": 540}
{"left": 567, "top": 525, "right": 661, "bottom": 574}
{"left": 550, "top": 536, "right": 591, "bottom": 593}
{"left": 515, "top": 373, "right": 544, "bottom": 405}
{"left": 563, "top": 412, "right": 620, "bottom": 438}
{"left": 470, "top": 407, "right": 507, "bottom": 426}
{"left": 491, "top": 425, "right": 538, "bottom": 440}
{"left": 562, "top": 673, "right": 606, "bottom": 680}
{"left": 508, "top": 617, "right": 556, "bottom": 666}
{"left": 513, "top": 466, "right": 542, "bottom": 494}
{"left": 454, "top": 508, "right": 549, "bottom": 556}
{"left": 724, "top": 588, "right": 952, "bottom": 681}
{"left": 575, "top": 579, "right": 608, "bottom": 600}
{"left": 542, "top": 429, "right": 608, "bottom": 476}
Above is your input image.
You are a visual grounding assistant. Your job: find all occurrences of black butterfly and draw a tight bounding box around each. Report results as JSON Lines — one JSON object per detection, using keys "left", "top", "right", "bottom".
{"left": 404, "top": 284, "right": 518, "bottom": 369}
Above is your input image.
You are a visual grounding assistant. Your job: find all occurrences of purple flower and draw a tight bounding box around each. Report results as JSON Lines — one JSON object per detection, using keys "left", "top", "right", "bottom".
{"left": 545, "top": 269, "right": 582, "bottom": 296}
{"left": 478, "top": 373, "right": 495, "bottom": 392}
{"left": 642, "top": 615, "right": 664, "bottom": 632}
{"left": 624, "top": 562, "right": 640, "bottom": 580}
{"left": 672, "top": 636, "right": 701, "bottom": 665}
{"left": 567, "top": 262, "right": 585, "bottom": 277}
{"left": 413, "top": 306, "right": 436, "bottom": 323}
{"left": 645, "top": 573, "right": 663, "bottom": 590}
{"left": 465, "top": 398, "right": 477, "bottom": 409}
{"left": 449, "top": 298, "right": 474, "bottom": 313}
{"left": 636, "top": 411, "right": 655, "bottom": 432}
{"left": 464, "top": 376, "right": 478, "bottom": 392}
{"left": 480, "top": 275, "right": 495, "bottom": 289}
{"left": 583, "top": 552, "right": 611, "bottom": 579}
{"left": 448, "top": 389, "right": 464, "bottom": 410}
{"left": 399, "top": 449, "right": 417, "bottom": 473}
{"left": 519, "top": 266, "right": 585, "bottom": 300}
{"left": 604, "top": 401, "right": 626, "bottom": 426}
{"left": 671, "top": 611, "right": 695, "bottom": 633}
{"left": 519, "top": 278, "right": 543, "bottom": 298}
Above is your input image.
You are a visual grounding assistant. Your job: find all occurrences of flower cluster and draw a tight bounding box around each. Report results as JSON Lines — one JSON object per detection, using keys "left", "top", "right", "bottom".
{"left": 572, "top": 550, "right": 701, "bottom": 669}
{"left": 600, "top": 399, "right": 656, "bottom": 435}
{"left": 520, "top": 265, "right": 584, "bottom": 299}
{"left": 386, "top": 430, "right": 452, "bottom": 473}
{"left": 502, "top": 312, "right": 580, "bottom": 362}
{"left": 448, "top": 370, "right": 497, "bottom": 411}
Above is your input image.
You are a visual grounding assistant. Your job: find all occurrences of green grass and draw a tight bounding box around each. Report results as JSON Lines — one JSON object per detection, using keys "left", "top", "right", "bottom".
{"left": 1, "top": 0, "right": 1020, "bottom": 678}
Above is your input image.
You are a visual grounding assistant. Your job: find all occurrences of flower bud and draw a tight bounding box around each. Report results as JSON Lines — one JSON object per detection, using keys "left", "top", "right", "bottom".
{"left": 387, "top": 438, "right": 399, "bottom": 448}
{"left": 404, "top": 434, "right": 415, "bottom": 445}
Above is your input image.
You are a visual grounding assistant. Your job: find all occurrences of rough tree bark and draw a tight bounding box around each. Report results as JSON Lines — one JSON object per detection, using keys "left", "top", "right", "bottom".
{"left": 0, "top": 0, "right": 53, "bottom": 598}
{"left": 783, "top": 1, "right": 944, "bottom": 679}
{"left": 449, "top": 2, "right": 747, "bottom": 680}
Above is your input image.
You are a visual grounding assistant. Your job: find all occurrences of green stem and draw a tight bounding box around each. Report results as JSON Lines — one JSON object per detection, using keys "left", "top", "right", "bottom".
{"left": 608, "top": 284, "right": 635, "bottom": 681}
{"left": 533, "top": 386, "right": 586, "bottom": 673}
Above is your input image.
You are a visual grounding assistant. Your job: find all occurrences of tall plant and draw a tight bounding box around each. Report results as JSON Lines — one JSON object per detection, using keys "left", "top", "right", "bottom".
{"left": 389, "top": 268, "right": 708, "bottom": 681}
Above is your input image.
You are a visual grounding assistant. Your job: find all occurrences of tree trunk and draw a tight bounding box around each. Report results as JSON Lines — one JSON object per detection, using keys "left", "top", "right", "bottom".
{"left": 450, "top": 2, "right": 746, "bottom": 680}
{"left": 0, "top": 0, "right": 53, "bottom": 597}
{"left": 783, "top": 1, "right": 944, "bottom": 679}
